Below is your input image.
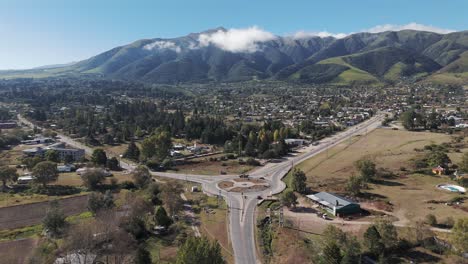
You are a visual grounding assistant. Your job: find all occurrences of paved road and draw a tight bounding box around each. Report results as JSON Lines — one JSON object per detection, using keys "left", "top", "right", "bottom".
{"left": 18, "top": 113, "right": 385, "bottom": 264}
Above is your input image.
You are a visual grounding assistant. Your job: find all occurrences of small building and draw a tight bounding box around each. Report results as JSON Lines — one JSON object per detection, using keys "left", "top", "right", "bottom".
{"left": 17, "top": 175, "right": 35, "bottom": 184}
{"left": 0, "top": 121, "right": 17, "bottom": 129}
{"left": 284, "top": 138, "right": 307, "bottom": 147}
{"left": 22, "top": 142, "right": 84, "bottom": 162}
{"left": 307, "top": 192, "right": 361, "bottom": 216}
{"left": 57, "top": 164, "right": 76, "bottom": 173}
{"left": 432, "top": 165, "right": 445, "bottom": 176}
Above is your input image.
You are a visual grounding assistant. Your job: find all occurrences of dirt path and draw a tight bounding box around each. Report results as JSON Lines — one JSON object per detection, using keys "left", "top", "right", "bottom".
{"left": 180, "top": 193, "right": 201, "bottom": 237}
{"left": 0, "top": 195, "right": 88, "bottom": 230}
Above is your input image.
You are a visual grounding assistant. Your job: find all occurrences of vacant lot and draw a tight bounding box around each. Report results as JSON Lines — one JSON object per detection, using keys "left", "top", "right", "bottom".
{"left": 297, "top": 128, "right": 468, "bottom": 222}
{"left": 171, "top": 154, "right": 256, "bottom": 176}
{"left": 0, "top": 237, "right": 39, "bottom": 263}
{"left": 298, "top": 128, "right": 451, "bottom": 188}
{"left": 0, "top": 195, "right": 87, "bottom": 229}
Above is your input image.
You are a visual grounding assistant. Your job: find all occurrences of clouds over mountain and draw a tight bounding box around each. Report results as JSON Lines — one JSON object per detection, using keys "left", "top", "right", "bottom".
{"left": 364, "top": 22, "right": 455, "bottom": 34}
{"left": 290, "top": 22, "right": 455, "bottom": 40}
{"left": 143, "top": 41, "right": 181, "bottom": 53}
{"left": 197, "top": 26, "right": 276, "bottom": 53}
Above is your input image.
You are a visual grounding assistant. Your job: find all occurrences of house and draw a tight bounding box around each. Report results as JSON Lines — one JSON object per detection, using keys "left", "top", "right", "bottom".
{"left": 284, "top": 138, "right": 307, "bottom": 147}
{"left": 57, "top": 164, "right": 76, "bottom": 173}
{"left": 76, "top": 167, "right": 112, "bottom": 177}
{"left": 22, "top": 142, "right": 85, "bottom": 162}
{"left": 21, "top": 137, "right": 54, "bottom": 145}
{"left": 0, "top": 121, "right": 17, "bottom": 129}
{"left": 432, "top": 165, "right": 445, "bottom": 176}
{"left": 17, "top": 175, "right": 35, "bottom": 184}
{"left": 307, "top": 192, "right": 361, "bottom": 216}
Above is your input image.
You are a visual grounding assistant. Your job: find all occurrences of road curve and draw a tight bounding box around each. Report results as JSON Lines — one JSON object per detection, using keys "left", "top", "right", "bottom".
{"left": 18, "top": 113, "right": 385, "bottom": 264}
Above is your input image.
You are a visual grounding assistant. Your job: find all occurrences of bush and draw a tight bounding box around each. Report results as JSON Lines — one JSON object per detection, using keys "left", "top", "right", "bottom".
{"left": 246, "top": 158, "right": 260, "bottom": 166}
{"left": 425, "top": 214, "right": 437, "bottom": 226}
{"left": 120, "top": 181, "right": 136, "bottom": 190}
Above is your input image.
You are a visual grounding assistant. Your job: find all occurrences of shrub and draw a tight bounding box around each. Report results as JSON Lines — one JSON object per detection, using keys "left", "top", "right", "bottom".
{"left": 246, "top": 158, "right": 260, "bottom": 166}
{"left": 425, "top": 214, "right": 437, "bottom": 226}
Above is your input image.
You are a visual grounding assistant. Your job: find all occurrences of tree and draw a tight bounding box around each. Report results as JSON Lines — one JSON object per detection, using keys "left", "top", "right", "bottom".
{"left": 81, "top": 169, "right": 106, "bottom": 190}
{"left": 154, "top": 129, "right": 172, "bottom": 161}
{"left": 91, "top": 149, "right": 107, "bottom": 166}
{"left": 345, "top": 175, "right": 363, "bottom": 196}
{"left": 44, "top": 150, "right": 60, "bottom": 163}
{"left": 426, "top": 150, "right": 451, "bottom": 168}
{"left": 147, "top": 183, "right": 161, "bottom": 205}
{"left": 42, "top": 200, "right": 66, "bottom": 237}
{"left": 280, "top": 189, "right": 297, "bottom": 208}
{"left": 355, "top": 158, "right": 376, "bottom": 182}
{"left": 0, "top": 166, "right": 18, "bottom": 190}
{"left": 290, "top": 168, "right": 307, "bottom": 194}
{"left": 132, "top": 166, "right": 152, "bottom": 189}
{"left": 375, "top": 219, "right": 398, "bottom": 250}
{"left": 176, "top": 236, "right": 225, "bottom": 264}
{"left": 32, "top": 161, "right": 58, "bottom": 187}
{"left": 123, "top": 141, "right": 140, "bottom": 161}
{"left": 134, "top": 245, "right": 152, "bottom": 264}
{"left": 87, "top": 191, "right": 115, "bottom": 215}
{"left": 450, "top": 218, "right": 468, "bottom": 253}
{"left": 160, "top": 183, "right": 184, "bottom": 216}
{"left": 154, "top": 206, "right": 172, "bottom": 227}
{"left": 321, "top": 225, "right": 361, "bottom": 263}
{"left": 363, "top": 225, "right": 384, "bottom": 256}
{"left": 321, "top": 241, "right": 342, "bottom": 264}
{"left": 140, "top": 136, "right": 156, "bottom": 160}
{"left": 106, "top": 157, "right": 120, "bottom": 171}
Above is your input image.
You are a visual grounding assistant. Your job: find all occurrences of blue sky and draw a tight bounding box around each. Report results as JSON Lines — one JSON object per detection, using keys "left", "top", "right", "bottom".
{"left": 1, "top": 0, "right": 467, "bottom": 69}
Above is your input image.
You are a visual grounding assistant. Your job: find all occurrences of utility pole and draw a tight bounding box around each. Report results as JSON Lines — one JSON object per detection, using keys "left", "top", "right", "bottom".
{"left": 217, "top": 189, "right": 222, "bottom": 207}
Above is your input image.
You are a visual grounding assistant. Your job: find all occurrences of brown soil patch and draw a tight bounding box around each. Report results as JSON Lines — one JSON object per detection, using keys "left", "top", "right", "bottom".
{"left": 0, "top": 195, "right": 88, "bottom": 229}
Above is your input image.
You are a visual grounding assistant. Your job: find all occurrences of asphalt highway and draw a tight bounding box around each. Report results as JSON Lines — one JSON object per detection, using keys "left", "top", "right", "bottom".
{"left": 18, "top": 113, "right": 385, "bottom": 264}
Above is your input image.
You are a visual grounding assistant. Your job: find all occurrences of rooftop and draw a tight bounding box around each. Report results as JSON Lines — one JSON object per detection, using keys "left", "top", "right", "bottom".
{"left": 306, "top": 192, "right": 357, "bottom": 209}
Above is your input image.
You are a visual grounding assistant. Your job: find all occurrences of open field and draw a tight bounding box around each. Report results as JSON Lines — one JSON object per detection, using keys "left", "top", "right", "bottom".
{"left": 0, "top": 237, "right": 39, "bottom": 263}
{"left": 297, "top": 128, "right": 467, "bottom": 223}
{"left": 0, "top": 195, "right": 88, "bottom": 229}
{"left": 171, "top": 154, "right": 256, "bottom": 176}
{"left": 298, "top": 128, "right": 452, "bottom": 188}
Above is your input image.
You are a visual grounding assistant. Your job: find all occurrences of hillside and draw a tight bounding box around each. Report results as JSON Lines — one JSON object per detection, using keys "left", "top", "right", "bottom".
{"left": 1, "top": 29, "right": 467, "bottom": 86}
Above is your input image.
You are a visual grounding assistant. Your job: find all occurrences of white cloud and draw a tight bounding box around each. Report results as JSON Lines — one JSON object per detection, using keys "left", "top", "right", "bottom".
{"left": 198, "top": 26, "right": 276, "bottom": 53}
{"left": 290, "top": 23, "right": 454, "bottom": 40}
{"left": 292, "top": 30, "right": 348, "bottom": 39}
{"left": 363, "top": 22, "right": 455, "bottom": 34}
{"left": 144, "top": 41, "right": 181, "bottom": 53}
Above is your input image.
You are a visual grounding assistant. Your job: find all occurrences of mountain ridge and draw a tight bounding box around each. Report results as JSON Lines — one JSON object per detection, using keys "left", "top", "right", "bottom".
{"left": 1, "top": 28, "right": 467, "bottom": 86}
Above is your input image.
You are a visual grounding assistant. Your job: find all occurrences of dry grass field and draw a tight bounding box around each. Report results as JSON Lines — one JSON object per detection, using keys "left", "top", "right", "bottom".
{"left": 297, "top": 128, "right": 467, "bottom": 223}
{"left": 171, "top": 154, "right": 256, "bottom": 176}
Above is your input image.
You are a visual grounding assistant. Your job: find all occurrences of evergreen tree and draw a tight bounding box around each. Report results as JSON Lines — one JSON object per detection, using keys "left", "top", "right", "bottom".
{"left": 91, "top": 149, "right": 107, "bottom": 166}
{"left": 363, "top": 225, "right": 384, "bottom": 256}
{"left": 134, "top": 246, "right": 152, "bottom": 264}
{"left": 123, "top": 141, "right": 140, "bottom": 161}
{"left": 154, "top": 206, "right": 172, "bottom": 227}
{"left": 290, "top": 168, "right": 307, "bottom": 194}
{"left": 321, "top": 241, "right": 342, "bottom": 264}
{"left": 42, "top": 200, "right": 66, "bottom": 237}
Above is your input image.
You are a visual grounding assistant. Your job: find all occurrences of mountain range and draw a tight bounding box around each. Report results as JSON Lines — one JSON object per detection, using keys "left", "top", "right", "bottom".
{"left": 2, "top": 28, "right": 468, "bottom": 86}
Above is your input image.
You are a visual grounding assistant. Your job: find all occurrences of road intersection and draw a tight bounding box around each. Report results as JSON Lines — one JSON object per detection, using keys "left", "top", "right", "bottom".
{"left": 18, "top": 113, "right": 385, "bottom": 264}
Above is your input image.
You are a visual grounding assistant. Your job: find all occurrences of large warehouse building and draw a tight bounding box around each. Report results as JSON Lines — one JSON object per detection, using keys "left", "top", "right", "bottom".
{"left": 307, "top": 192, "right": 361, "bottom": 216}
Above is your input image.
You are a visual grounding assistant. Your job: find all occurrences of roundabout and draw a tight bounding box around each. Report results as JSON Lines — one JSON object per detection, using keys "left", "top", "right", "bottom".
{"left": 218, "top": 177, "right": 270, "bottom": 193}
